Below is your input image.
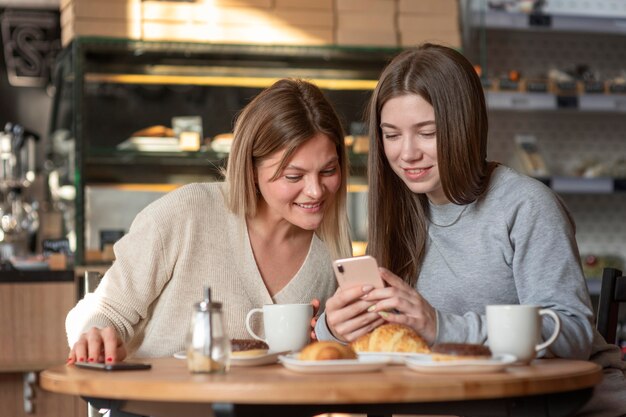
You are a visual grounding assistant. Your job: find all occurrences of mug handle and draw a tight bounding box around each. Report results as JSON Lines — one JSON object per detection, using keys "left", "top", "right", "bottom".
{"left": 535, "top": 309, "right": 561, "bottom": 352}
{"left": 245, "top": 308, "right": 266, "bottom": 342}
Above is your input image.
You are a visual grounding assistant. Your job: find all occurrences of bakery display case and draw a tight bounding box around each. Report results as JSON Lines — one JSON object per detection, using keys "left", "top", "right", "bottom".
{"left": 49, "top": 37, "right": 399, "bottom": 264}
{"left": 461, "top": 0, "right": 626, "bottom": 291}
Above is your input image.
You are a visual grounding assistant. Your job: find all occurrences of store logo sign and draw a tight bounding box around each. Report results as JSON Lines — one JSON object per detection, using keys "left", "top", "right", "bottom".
{"left": 1, "top": 9, "right": 60, "bottom": 87}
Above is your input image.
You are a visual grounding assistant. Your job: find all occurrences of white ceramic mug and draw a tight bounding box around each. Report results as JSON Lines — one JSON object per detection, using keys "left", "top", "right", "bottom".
{"left": 486, "top": 304, "right": 561, "bottom": 364}
{"left": 245, "top": 303, "right": 313, "bottom": 352}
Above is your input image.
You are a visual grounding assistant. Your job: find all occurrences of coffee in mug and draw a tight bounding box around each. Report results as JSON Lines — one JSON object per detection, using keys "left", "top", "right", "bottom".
{"left": 486, "top": 304, "right": 561, "bottom": 364}
{"left": 245, "top": 303, "right": 313, "bottom": 352}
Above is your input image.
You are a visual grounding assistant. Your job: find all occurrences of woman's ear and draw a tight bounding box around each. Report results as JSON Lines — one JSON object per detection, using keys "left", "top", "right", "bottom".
{"left": 252, "top": 167, "right": 260, "bottom": 193}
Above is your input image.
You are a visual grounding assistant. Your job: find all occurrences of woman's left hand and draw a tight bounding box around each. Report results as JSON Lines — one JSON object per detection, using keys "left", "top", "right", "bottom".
{"left": 310, "top": 298, "right": 320, "bottom": 341}
{"left": 363, "top": 268, "right": 437, "bottom": 344}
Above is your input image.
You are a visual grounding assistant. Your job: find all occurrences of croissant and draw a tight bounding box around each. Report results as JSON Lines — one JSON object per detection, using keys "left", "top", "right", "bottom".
{"left": 350, "top": 324, "right": 430, "bottom": 353}
{"left": 299, "top": 341, "right": 357, "bottom": 361}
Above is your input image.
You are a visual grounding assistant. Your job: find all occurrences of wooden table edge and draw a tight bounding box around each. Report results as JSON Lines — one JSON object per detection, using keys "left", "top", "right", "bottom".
{"left": 40, "top": 357, "right": 603, "bottom": 404}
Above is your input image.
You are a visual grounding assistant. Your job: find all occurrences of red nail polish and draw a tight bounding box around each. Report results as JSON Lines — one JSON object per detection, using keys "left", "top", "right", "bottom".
{"left": 106, "top": 357, "right": 113, "bottom": 362}
{"left": 88, "top": 358, "right": 94, "bottom": 362}
{"left": 79, "top": 357, "right": 85, "bottom": 362}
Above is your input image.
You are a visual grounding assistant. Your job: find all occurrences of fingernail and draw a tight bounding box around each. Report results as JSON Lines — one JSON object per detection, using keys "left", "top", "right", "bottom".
{"left": 107, "top": 357, "right": 113, "bottom": 362}
{"left": 367, "top": 305, "right": 376, "bottom": 312}
{"left": 66, "top": 358, "right": 72, "bottom": 363}
{"left": 88, "top": 358, "right": 94, "bottom": 362}
{"left": 78, "top": 357, "right": 85, "bottom": 362}
{"left": 378, "top": 311, "right": 389, "bottom": 318}
{"left": 362, "top": 285, "right": 373, "bottom": 292}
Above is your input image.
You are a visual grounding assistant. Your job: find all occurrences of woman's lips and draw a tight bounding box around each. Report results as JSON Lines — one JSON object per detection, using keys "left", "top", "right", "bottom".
{"left": 295, "top": 201, "right": 323, "bottom": 212}
{"left": 403, "top": 166, "right": 431, "bottom": 180}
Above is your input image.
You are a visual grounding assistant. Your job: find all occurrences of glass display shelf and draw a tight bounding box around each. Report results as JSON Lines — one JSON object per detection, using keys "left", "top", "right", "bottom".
{"left": 87, "top": 147, "right": 227, "bottom": 165}
{"left": 486, "top": 91, "right": 626, "bottom": 112}
{"left": 469, "top": 9, "right": 626, "bottom": 34}
{"left": 84, "top": 148, "right": 371, "bottom": 180}
{"left": 50, "top": 37, "right": 396, "bottom": 264}
{"left": 72, "top": 37, "right": 399, "bottom": 87}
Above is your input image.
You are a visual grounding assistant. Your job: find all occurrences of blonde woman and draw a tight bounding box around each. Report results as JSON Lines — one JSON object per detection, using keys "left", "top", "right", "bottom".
{"left": 67, "top": 78, "right": 352, "bottom": 363}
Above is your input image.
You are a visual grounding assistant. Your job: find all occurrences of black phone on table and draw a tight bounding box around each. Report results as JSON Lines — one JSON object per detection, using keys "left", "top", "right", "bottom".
{"left": 74, "top": 361, "right": 151, "bottom": 371}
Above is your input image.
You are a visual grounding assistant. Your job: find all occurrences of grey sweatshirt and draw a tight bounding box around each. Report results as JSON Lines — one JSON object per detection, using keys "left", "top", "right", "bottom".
{"left": 316, "top": 165, "right": 625, "bottom": 415}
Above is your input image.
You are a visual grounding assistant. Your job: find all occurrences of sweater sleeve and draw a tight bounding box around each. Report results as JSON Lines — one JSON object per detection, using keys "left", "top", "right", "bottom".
{"left": 65, "top": 207, "right": 172, "bottom": 347}
{"left": 314, "top": 311, "right": 345, "bottom": 343}
{"left": 507, "top": 189, "right": 594, "bottom": 359}
{"left": 436, "top": 184, "right": 594, "bottom": 360}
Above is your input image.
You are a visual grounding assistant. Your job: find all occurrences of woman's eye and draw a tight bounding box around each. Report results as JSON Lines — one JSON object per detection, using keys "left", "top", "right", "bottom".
{"left": 321, "top": 167, "right": 338, "bottom": 176}
{"left": 420, "top": 131, "right": 436, "bottom": 139}
{"left": 383, "top": 132, "right": 399, "bottom": 140}
{"left": 284, "top": 175, "right": 302, "bottom": 182}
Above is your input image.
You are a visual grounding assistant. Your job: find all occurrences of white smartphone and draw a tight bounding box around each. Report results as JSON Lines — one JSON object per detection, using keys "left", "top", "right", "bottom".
{"left": 332, "top": 255, "right": 385, "bottom": 290}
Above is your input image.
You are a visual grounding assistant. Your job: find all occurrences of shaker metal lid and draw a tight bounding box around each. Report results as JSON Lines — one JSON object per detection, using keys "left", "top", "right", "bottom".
{"left": 195, "top": 286, "right": 222, "bottom": 311}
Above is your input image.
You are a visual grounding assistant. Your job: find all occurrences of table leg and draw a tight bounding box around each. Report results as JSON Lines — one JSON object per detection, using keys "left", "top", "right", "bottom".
{"left": 84, "top": 398, "right": 146, "bottom": 417}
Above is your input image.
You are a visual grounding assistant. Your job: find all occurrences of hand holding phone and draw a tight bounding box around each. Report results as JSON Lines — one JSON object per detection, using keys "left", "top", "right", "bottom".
{"left": 332, "top": 255, "right": 385, "bottom": 290}
{"left": 74, "top": 361, "right": 151, "bottom": 371}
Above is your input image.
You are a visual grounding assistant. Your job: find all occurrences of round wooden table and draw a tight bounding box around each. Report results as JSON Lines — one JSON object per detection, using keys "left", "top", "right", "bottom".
{"left": 40, "top": 357, "right": 602, "bottom": 417}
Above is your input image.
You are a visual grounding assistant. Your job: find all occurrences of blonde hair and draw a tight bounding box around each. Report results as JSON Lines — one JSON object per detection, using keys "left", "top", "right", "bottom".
{"left": 226, "top": 78, "right": 352, "bottom": 260}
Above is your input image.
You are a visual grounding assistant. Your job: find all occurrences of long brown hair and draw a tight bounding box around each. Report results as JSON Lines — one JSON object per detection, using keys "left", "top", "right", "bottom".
{"left": 226, "top": 78, "right": 352, "bottom": 260}
{"left": 367, "top": 43, "right": 495, "bottom": 285}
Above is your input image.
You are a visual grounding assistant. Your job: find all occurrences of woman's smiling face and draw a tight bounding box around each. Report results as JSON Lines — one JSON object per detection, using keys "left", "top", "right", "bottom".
{"left": 380, "top": 94, "right": 448, "bottom": 205}
{"left": 255, "top": 132, "right": 342, "bottom": 230}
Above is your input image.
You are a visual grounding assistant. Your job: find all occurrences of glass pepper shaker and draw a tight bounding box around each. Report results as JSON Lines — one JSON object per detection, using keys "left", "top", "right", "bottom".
{"left": 186, "top": 287, "right": 231, "bottom": 373}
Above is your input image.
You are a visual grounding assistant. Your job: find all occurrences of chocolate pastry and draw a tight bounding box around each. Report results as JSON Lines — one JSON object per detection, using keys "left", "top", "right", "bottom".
{"left": 431, "top": 343, "right": 491, "bottom": 361}
{"left": 230, "top": 339, "right": 269, "bottom": 352}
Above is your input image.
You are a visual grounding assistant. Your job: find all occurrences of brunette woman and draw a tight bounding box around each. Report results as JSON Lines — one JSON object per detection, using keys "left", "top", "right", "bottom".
{"left": 317, "top": 44, "right": 625, "bottom": 416}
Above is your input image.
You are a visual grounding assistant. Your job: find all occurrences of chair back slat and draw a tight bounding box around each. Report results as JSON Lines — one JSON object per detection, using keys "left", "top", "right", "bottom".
{"left": 596, "top": 267, "right": 624, "bottom": 345}
{"left": 614, "top": 277, "right": 626, "bottom": 302}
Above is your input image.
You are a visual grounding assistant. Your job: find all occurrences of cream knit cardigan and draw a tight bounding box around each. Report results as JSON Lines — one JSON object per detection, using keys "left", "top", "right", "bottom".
{"left": 66, "top": 182, "right": 337, "bottom": 358}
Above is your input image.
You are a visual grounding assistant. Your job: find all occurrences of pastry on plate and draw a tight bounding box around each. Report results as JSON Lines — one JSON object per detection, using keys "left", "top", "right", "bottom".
{"left": 299, "top": 341, "right": 357, "bottom": 361}
{"left": 430, "top": 343, "right": 491, "bottom": 361}
{"left": 131, "top": 125, "right": 175, "bottom": 138}
{"left": 351, "top": 323, "right": 430, "bottom": 353}
{"left": 231, "top": 339, "right": 269, "bottom": 357}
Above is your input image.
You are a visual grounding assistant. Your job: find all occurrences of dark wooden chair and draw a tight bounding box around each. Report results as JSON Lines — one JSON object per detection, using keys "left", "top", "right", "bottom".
{"left": 596, "top": 267, "right": 626, "bottom": 344}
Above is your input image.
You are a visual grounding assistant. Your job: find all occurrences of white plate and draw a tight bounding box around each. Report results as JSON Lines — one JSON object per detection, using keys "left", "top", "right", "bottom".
{"left": 357, "top": 352, "right": 431, "bottom": 365}
{"left": 173, "top": 351, "right": 287, "bottom": 367}
{"left": 117, "top": 137, "right": 181, "bottom": 152}
{"left": 278, "top": 353, "right": 389, "bottom": 373}
{"left": 231, "top": 351, "right": 288, "bottom": 367}
{"left": 405, "top": 353, "right": 517, "bottom": 374}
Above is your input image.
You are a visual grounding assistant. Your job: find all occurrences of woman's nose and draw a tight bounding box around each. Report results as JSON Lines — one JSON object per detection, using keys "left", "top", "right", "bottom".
{"left": 304, "top": 177, "right": 322, "bottom": 198}
{"left": 401, "top": 137, "right": 423, "bottom": 161}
